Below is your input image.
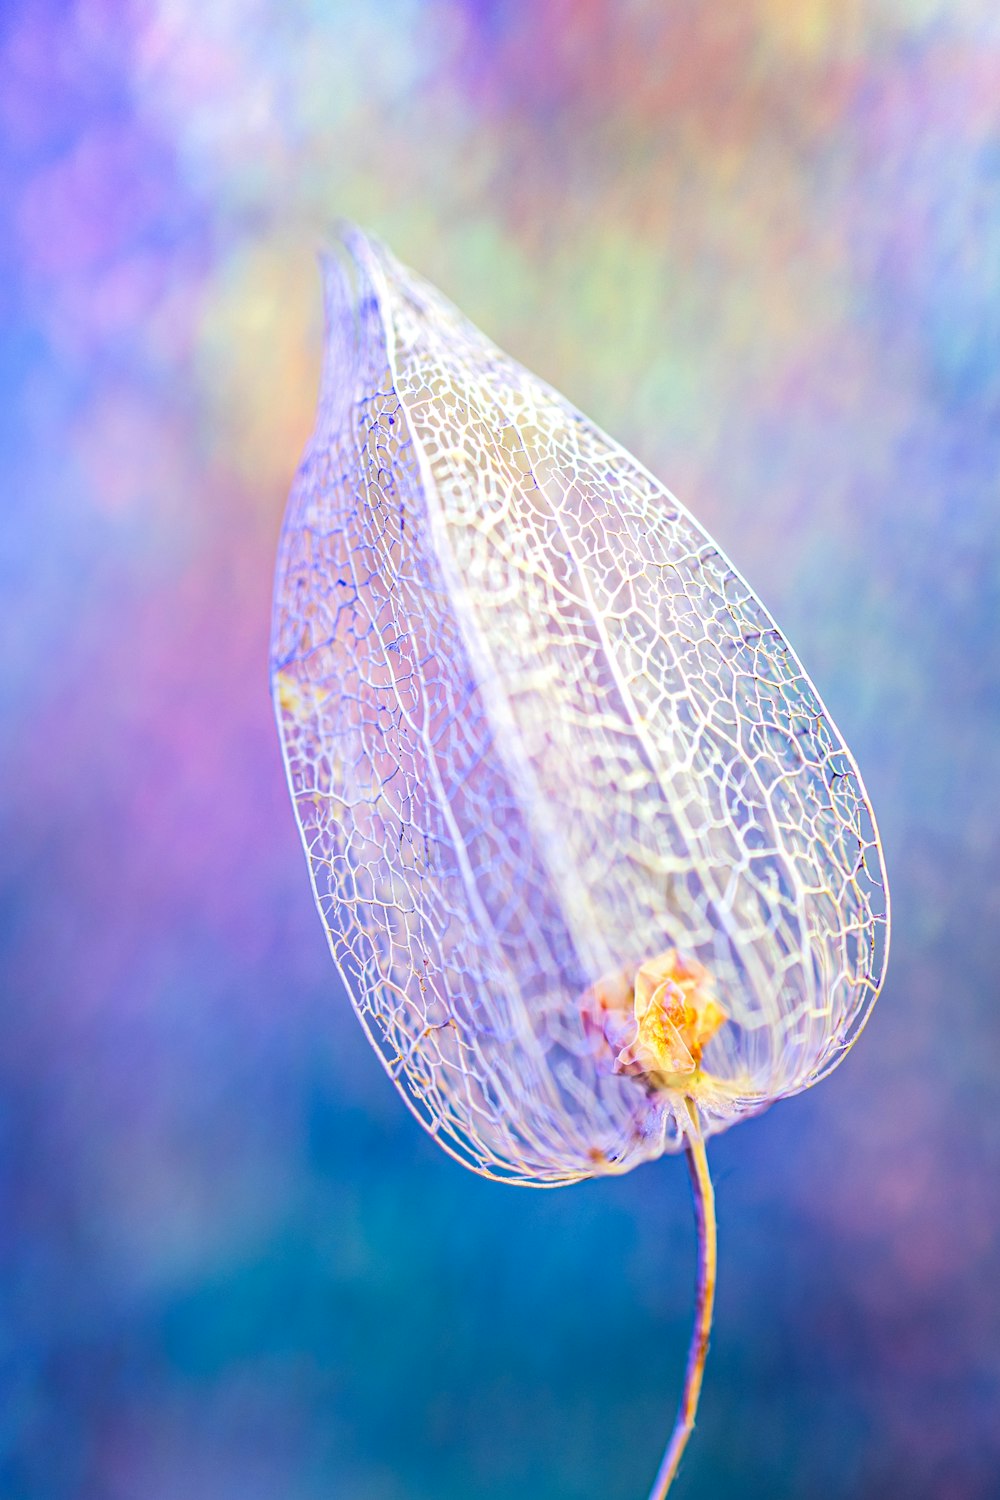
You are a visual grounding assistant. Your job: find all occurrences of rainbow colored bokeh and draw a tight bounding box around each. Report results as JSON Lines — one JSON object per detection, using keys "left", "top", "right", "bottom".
{"left": 3, "top": 2, "right": 999, "bottom": 1496}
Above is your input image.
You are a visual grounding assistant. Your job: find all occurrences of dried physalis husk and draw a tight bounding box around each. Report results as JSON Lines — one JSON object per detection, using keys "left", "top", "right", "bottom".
{"left": 270, "top": 225, "right": 889, "bottom": 1185}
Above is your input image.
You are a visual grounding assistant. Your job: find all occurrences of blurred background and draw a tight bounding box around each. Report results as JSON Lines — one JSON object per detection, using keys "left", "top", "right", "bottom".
{"left": 2, "top": 2, "right": 999, "bottom": 1496}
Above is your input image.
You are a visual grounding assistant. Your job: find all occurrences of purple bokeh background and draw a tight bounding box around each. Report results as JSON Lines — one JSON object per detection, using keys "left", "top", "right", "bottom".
{"left": 2, "top": 3, "right": 998, "bottom": 1496}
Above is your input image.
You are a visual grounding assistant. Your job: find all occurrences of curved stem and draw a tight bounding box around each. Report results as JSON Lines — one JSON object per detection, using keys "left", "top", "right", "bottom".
{"left": 646, "top": 1098, "right": 717, "bottom": 1500}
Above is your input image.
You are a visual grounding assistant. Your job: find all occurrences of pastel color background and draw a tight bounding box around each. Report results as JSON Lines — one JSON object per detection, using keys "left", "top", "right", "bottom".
{"left": 3, "top": 3, "right": 998, "bottom": 1497}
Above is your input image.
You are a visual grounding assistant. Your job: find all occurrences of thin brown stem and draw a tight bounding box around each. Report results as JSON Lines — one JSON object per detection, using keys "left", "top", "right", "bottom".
{"left": 646, "top": 1098, "right": 717, "bottom": 1500}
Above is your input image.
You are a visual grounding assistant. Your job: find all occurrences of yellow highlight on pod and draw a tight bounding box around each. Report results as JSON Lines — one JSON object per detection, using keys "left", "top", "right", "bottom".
{"left": 275, "top": 670, "right": 329, "bottom": 718}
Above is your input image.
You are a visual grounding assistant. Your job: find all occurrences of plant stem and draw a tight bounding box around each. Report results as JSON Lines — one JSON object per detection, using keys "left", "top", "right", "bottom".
{"left": 646, "top": 1098, "right": 717, "bottom": 1500}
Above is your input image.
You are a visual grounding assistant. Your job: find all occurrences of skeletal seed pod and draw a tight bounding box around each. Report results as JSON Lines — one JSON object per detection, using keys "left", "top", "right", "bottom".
{"left": 271, "top": 224, "right": 890, "bottom": 1497}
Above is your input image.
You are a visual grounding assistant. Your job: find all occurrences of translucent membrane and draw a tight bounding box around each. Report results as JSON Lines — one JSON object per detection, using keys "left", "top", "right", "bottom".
{"left": 270, "top": 224, "right": 889, "bottom": 1186}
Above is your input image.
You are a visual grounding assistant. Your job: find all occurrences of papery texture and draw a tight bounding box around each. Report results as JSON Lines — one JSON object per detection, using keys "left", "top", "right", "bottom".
{"left": 271, "top": 227, "right": 889, "bottom": 1184}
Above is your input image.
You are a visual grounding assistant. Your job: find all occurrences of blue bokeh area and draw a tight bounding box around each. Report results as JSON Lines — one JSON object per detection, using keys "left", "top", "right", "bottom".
{"left": 2, "top": 3, "right": 999, "bottom": 1497}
